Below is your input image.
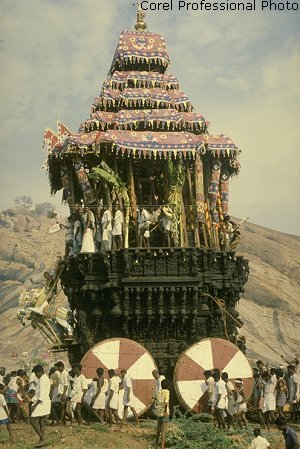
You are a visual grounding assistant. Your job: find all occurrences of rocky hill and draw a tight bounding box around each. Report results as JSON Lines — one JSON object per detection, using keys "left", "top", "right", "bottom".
{"left": 0, "top": 208, "right": 299, "bottom": 371}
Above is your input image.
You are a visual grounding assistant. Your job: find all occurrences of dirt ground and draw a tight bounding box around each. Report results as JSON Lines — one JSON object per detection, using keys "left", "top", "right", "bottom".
{"left": 0, "top": 421, "right": 151, "bottom": 449}
{"left": 0, "top": 420, "right": 299, "bottom": 449}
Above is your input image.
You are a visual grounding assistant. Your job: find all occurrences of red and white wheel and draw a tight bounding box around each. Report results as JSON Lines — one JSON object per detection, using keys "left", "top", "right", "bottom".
{"left": 81, "top": 338, "right": 157, "bottom": 418}
{"left": 174, "top": 338, "right": 253, "bottom": 413}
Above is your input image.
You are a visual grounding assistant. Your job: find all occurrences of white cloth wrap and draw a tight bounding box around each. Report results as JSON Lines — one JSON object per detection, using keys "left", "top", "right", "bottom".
{"left": 31, "top": 374, "right": 51, "bottom": 417}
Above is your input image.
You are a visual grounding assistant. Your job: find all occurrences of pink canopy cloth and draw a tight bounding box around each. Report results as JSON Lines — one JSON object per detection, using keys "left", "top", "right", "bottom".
{"left": 91, "top": 87, "right": 193, "bottom": 111}
{"left": 111, "top": 29, "right": 170, "bottom": 70}
{"left": 107, "top": 71, "right": 179, "bottom": 89}
{"left": 84, "top": 109, "right": 208, "bottom": 132}
{"left": 50, "top": 130, "right": 238, "bottom": 159}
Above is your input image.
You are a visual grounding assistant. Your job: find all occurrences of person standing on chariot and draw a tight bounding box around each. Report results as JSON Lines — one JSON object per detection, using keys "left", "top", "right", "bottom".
{"left": 138, "top": 206, "right": 152, "bottom": 247}
{"left": 62, "top": 214, "right": 76, "bottom": 256}
{"left": 94, "top": 212, "right": 102, "bottom": 252}
{"left": 73, "top": 209, "right": 83, "bottom": 255}
{"left": 120, "top": 369, "right": 139, "bottom": 426}
{"left": 112, "top": 205, "right": 124, "bottom": 249}
{"left": 101, "top": 207, "right": 112, "bottom": 251}
{"left": 160, "top": 207, "right": 174, "bottom": 247}
{"left": 80, "top": 207, "right": 96, "bottom": 253}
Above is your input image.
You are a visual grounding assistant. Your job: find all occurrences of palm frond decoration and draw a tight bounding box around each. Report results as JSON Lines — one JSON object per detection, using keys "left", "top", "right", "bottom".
{"left": 166, "top": 159, "right": 186, "bottom": 245}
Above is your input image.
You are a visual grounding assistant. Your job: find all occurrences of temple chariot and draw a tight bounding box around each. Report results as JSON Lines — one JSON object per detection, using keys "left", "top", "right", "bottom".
{"left": 19, "top": 7, "right": 251, "bottom": 412}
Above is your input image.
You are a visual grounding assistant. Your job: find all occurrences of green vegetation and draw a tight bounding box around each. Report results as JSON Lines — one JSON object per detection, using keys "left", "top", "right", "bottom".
{"left": 142, "top": 409, "right": 283, "bottom": 449}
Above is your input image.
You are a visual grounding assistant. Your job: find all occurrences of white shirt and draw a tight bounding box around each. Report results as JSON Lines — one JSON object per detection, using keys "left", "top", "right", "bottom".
{"left": 31, "top": 374, "right": 51, "bottom": 417}
{"left": 73, "top": 374, "right": 88, "bottom": 394}
{"left": 249, "top": 435, "right": 270, "bottom": 449}
{"left": 154, "top": 375, "right": 165, "bottom": 395}
{"left": 102, "top": 210, "right": 112, "bottom": 231}
{"left": 8, "top": 376, "right": 22, "bottom": 392}
{"left": 112, "top": 209, "right": 124, "bottom": 236}
{"left": 206, "top": 377, "right": 215, "bottom": 402}
{"left": 0, "top": 394, "right": 8, "bottom": 420}
{"left": 58, "top": 369, "right": 70, "bottom": 396}
{"left": 35, "top": 374, "right": 50, "bottom": 402}
{"left": 122, "top": 373, "right": 132, "bottom": 391}
{"left": 108, "top": 376, "right": 120, "bottom": 394}
{"left": 214, "top": 379, "right": 227, "bottom": 409}
{"left": 29, "top": 372, "right": 37, "bottom": 390}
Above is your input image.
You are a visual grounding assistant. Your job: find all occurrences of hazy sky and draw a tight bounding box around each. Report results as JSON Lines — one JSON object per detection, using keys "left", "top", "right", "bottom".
{"left": 0, "top": 0, "right": 299, "bottom": 235}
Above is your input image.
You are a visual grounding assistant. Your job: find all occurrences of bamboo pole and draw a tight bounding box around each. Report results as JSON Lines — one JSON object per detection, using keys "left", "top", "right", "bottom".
{"left": 70, "top": 163, "right": 76, "bottom": 211}
{"left": 128, "top": 156, "right": 138, "bottom": 243}
{"left": 185, "top": 160, "right": 200, "bottom": 247}
{"left": 180, "top": 195, "right": 189, "bottom": 248}
{"left": 202, "top": 223, "right": 209, "bottom": 247}
{"left": 113, "top": 158, "right": 130, "bottom": 248}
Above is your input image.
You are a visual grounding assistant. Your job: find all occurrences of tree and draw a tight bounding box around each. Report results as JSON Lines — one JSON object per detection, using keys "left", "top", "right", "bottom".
{"left": 14, "top": 195, "right": 34, "bottom": 210}
{"left": 34, "top": 202, "right": 55, "bottom": 216}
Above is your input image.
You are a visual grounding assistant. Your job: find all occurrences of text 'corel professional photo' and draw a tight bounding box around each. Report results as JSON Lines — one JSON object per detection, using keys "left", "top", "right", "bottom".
{"left": 139, "top": 0, "right": 300, "bottom": 11}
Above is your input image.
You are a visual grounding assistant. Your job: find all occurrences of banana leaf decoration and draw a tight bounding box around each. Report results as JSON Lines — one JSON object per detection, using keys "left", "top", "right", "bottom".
{"left": 89, "top": 162, "right": 131, "bottom": 248}
{"left": 166, "top": 159, "right": 186, "bottom": 246}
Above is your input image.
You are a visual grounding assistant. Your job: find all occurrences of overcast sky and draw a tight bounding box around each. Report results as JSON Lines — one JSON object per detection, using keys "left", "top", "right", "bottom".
{"left": 0, "top": 0, "right": 299, "bottom": 235}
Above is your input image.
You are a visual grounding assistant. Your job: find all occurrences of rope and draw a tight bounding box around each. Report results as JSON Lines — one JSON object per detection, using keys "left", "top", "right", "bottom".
{"left": 202, "top": 293, "right": 287, "bottom": 360}
{"left": 216, "top": 298, "right": 230, "bottom": 341}
{"left": 46, "top": 264, "right": 65, "bottom": 305}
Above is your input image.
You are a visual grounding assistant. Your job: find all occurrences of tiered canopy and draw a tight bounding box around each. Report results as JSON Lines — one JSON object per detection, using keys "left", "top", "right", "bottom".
{"left": 47, "top": 27, "right": 239, "bottom": 167}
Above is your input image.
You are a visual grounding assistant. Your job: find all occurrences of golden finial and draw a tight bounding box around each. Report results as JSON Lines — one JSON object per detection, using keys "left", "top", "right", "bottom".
{"left": 135, "top": 3, "right": 147, "bottom": 31}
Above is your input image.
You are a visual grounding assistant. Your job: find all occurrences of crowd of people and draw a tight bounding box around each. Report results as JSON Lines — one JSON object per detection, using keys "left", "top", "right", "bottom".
{"left": 58, "top": 202, "right": 214, "bottom": 254}
{"left": 60, "top": 204, "right": 124, "bottom": 256}
{"left": 201, "top": 358, "right": 300, "bottom": 448}
{"left": 0, "top": 364, "right": 169, "bottom": 448}
{"left": 0, "top": 358, "right": 299, "bottom": 449}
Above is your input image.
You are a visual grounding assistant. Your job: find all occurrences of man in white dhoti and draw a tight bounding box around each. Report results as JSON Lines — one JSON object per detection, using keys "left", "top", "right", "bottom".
{"left": 120, "top": 369, "right": 139, "bottom": 426}
{"left": 30, "top": 365, "right": 51, "bottom": 448}
{"left": 112, "top": 207, "right": 124, "bottom": 249}
{"left": 213, "top": 370, "right": 227, "bottom": 429}
{"left": 55, "top": 361, "right": 72, "bottom": 425}
{"left": 70, "top": 363, "right": 88, "bottom": 426}
{"left": 221, "top": 372, "right": 237, "bottom": 429}
{"left": 287, "top": 365, "right": 300, "bottom": 420}
{"left": 101, "top": 208, "right": 112, "bottom": 251}
{"left": 106, "top": 369, "right": 121, "bottom": 427}
{"left": 261, "top": 371, "right": 276, "bottom": 430}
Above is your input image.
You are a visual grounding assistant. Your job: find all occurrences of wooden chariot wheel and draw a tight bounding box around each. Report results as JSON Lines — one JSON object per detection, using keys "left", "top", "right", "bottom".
{"left": 81, "top": 338, "right": 157, "bottom": 418}
{"left": 173, "top": 337, "right": 253, "bottom": 413}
